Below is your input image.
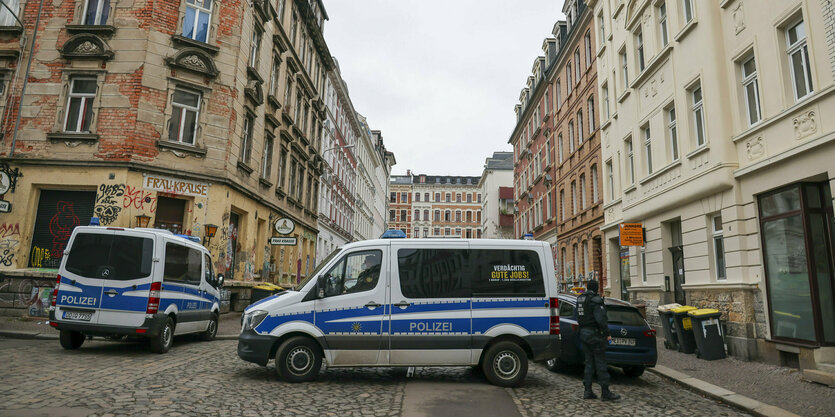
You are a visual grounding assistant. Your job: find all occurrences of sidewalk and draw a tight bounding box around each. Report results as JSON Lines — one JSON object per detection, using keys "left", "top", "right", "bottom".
{"left": 653, "top": 338, "right": 833, "bottom": 417}
{"left": 0, "top": 312, "right": 243, "bottom": 340}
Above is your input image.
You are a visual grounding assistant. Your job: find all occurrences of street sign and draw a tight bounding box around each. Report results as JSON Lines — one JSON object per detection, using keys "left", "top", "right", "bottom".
{"left": 269, "top": 237, "right": 297, "bottom": 245}
{"left": 0, "top": 200, "right": 10, "bottom": 213}
{"left": 274, "top": 218, "right": 295, "bottom": 235}
{"left": 619, "top": 223, "right": 644, "bottom": 246}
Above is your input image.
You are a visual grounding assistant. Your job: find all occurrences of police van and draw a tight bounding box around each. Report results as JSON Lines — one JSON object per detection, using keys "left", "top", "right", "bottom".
{"left": 50, "top": 226, "right": 223, "bottom": 353}
{"left": 238, "top": 238, "right": 560, "bottom": 387}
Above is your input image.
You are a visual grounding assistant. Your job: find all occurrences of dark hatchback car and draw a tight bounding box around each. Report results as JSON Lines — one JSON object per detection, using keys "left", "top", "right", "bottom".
{"left": 546, "top": 294, "right": 657, "bottom": 377}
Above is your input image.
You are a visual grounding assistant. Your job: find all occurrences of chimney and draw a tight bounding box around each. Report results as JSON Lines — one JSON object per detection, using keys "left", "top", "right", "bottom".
{"left": 407, "top": 169, "right": 411, "bottom": 176}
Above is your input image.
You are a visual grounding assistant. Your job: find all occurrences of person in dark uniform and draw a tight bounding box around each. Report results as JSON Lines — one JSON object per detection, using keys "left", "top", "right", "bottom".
{"left": 576, "top": 280, "right": 621, "bottom": 401}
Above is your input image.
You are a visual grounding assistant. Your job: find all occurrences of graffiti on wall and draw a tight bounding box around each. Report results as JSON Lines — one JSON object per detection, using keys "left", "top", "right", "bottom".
{"left": 123, "top": 185, "right": 157, "bottom": 213}
{"left": 94, "top": 184, "right": 125, "bottom": 225}
{"left": 0, "top": 223, "right": 21, "bottom": 267}
{"left": 49, "top": 201, "right": 80, "bottom": 259}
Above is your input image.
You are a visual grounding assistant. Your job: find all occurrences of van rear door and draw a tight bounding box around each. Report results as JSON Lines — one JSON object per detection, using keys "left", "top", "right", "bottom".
{"left": 56, "top": 230, "right": 112, "bottom": 324}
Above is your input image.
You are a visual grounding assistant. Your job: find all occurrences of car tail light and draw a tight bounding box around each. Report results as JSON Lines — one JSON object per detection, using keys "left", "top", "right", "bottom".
{"left": 549, "top": 297, "right": 560, "bottom": 335}
{"left": 146, "top": 281, "right": 161, "bottom": 314}
{"left": 51, "top": 274, "right": 60, "bottom": 307}
{"left": 135, "top": 329, "right": 147, "bottom": 334}
{"left": 643, "top": 329, "right": 657, "bottom": 337}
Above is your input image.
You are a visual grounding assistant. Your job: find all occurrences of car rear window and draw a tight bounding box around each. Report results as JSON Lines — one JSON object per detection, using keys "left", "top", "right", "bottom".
{"left": 65, "top": 233, "right": 153, "bottom": 280}
{"left": 606, "top": 306, "right": 647, "bottom": 327}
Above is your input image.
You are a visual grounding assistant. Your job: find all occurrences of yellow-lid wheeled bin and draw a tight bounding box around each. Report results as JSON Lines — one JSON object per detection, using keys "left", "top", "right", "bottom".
{"left": 671, "top": 306, "right": 698, "bottom": 354}
{"left": 688, "top": 309, "right": 726, "bottom": 360}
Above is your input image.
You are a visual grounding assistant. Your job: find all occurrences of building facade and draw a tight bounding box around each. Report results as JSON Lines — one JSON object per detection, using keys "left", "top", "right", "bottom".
{"left": 316, "top": 64, "right": 358, "bottom": 264}
{"left": 510, "top": 0, "right": 606, "bottom": 292}
{"left": 591, "top": 0, "right": 834, "bottom": 366}
{"left": 387, "top": 173, "right": 483, "bottom": 239}
{"left": 367, "top": 128, "right": 395, "bottom": 240}
{"left": 478, "top": 152, "right": 514, "bottom": 239}
{"left": 0, "top": 0, "right": 333, "bottom": 287}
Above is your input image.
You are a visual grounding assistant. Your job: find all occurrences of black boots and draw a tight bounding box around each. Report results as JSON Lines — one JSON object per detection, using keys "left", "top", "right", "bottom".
{"left": 601, "top": 387, "right": 621, "bottom": 401}
{"left": 583, "top": 385, "right": 597, "bottom": 399}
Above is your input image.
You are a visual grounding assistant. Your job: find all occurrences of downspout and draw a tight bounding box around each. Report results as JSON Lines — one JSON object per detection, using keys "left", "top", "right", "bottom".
{"left": 9, "top": 0, "right": 46, "bottom": 157}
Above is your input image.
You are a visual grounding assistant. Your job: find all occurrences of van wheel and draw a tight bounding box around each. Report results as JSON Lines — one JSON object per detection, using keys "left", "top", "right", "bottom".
{"left": 149, "top": 317, "right": 174, "bottom": 354}
{"left": 482, "top": 341, "right": 528, "bottom": 387}
{"left": 275, "top": 336, "right": 322, "bottom": 382}
{"left": 59, "top": 330, "right": 85, "bottom": 350}
{"left": 622, "top": 366, "right": 645, "bottom": 378}
{"left": 200, "top": 314, "right": 218, "bottom": 341}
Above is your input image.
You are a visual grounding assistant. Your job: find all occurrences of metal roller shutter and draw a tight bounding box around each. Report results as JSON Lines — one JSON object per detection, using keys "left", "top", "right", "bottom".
{"left": 28, "top": 190, "right": 95, "bottom": 269}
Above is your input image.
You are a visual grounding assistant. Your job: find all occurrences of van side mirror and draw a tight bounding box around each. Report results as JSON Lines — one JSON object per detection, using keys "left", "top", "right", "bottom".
{"left": 216, "top": 274, "right": 224, "bottom": 287}
{"left": 317, "top": 275, "right": 327, "bottom": 299}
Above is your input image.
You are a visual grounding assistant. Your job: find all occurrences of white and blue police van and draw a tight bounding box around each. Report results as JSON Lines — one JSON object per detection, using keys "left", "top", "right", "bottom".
{"left": 238, "top": 238, "right": 561, "bottom": 387}
{"left": 50, "top": 226, "right": 223, "bottom": 353}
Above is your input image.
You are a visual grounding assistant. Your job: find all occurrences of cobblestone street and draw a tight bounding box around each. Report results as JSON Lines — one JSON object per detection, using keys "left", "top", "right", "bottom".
{"left": 0, "top": 337, "right": 749, "bottom": 416}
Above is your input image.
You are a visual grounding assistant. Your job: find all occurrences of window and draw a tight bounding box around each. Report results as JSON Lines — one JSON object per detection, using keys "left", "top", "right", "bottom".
{"left": 183, "top": 0, "right": 212, "bottom": 43}
{"left": 620, "top": 48, "right": 629, "bottom": 87}
{"left": 0, "top": 0, "right": 18, "bottom": 26}
{"left": 742, "top": 56, "right": 762, "bottom": 126}
{"left": 434, "top": 192, "right": 440, "bottom": 201}
{"left": 400, "top": 210, "right": 407, "bottom": 221}
{"left": 787, "top": 19, "right": 813, "bottom": 101}
{"left": 83, "top": 0, "right": 110, "bottom": 25}
{"left": 478, "top": 193, "right": 482, "bottom": 203}
{"left": 289, "top": 159, "right": 297, "bottom": 196}
{"left": 588, "top": 97, "right": 595, "bottom": 133}
{"left": 390, "top": 192, "right": 396, "bottom": 203}
{"left": 283, "top": 75, "right": 293, "bottom": 108}
{"left": 626, "top": 138, "right": 635, "bottom": 184}
{"left": 568, "top": 121, "right": 575, "bottom": 152}
{"left": 566, "top": 64, "right": 572, "bottom": 94}
{"left": 556, "top": 80, "right": 562, "bottom": 108}
{"left": 401, "top": 192, "right": 408, "bottom": 203}
{"left": 456, "top": 193, "right": 461, "bottom": 203}
{"left": 249, "top": 26, "right": 262, "bottom": 68}
{"left": 598, "top": 13, "right": 605, "bottom": 41}
{"left": 558, "top": 133, "right": 564, "bottom": 162}
{"left": 164, "top": 243, "right": 202, "bottom": 284}
{"left": 276, "top": 0, "right": 286, "bottom": 21}
{"left": 445, "top": 210, "right": 451, "bottom": 222}
{"left": 658, "top": 2, "right": 669, "bottom": 47}
{"left": 682, "top": 0, "right": 693, "bottom": 24}
{"left": 559, "top": 190, "right": 565, "bottom": 221}
{"left": 640, "top": 246, "right": 647, "bottom": 282}
{"left": 606, "top": 161, "right": 614, "bottom": 197}
{"left": 65, "top": 233, "right": 152, "bottom": 280}
{"left": 467, "top": 193, "right": 472, "bottom": 203}
{"left": 296, "top": 167, "right": 305, "bottom": 200}
{"left": 711, "top": 214, "right": 726, "bottom": 280}
{"left": 580, "top": 174, "right": 587, "bottom": 210}
{"left": 455, "top": 211, "right": 462, "bottom": 222}
{"left": 425, "top": 192, "right": 430, "bottom": 201}
{"left": 574, "top": 49, "right": 581, "bottom": 81}
{"left": 278, "top": 149, "right": 287, "bottom": 187}
{"left": 643, "top": 125, "right": 653, "bottom": 175}
{"left": 446, "top": 193, "right": 451, "bottom": 202}
{"left": 434, "top": 227, "right": 440, "bottom": 236}
{"left": 571, "top": 181, "right": 577, "bottom": 215}
{"left": 270, "top": 58, "right": 281, "bottom": 97}
{"left": 64, "top": 78, "right": 97, "bottom": 133}
{"left": 602, "top": 84, "right": 610, "bottom": 119}
{"left": 583, "top": 241, "right": 589, "bottom": 275}
{"left": 423, "top": 209, "right": 429, "bottom": 220}
{"left": 323, "top": 250, "right": 382, "bottom": 296}
{"left": 414, "top": 209, "right": 420, "bottom": 221}
{"left": 241, "top": 115, "right": 253, "bottom": 164}
{"left": 636, "top": 30, "right": 645, "bottom": 72}
{"left": 415, "top": 193, "right": 421, "bottom": 202}
{"left": 434, "top": 210, "right": 440, "bottom": 221}
{"left": 591, "top": 166, "right": 599, "bottom": 203}
{"left": 445, "top": 227, "right": 450, "bottom": 236}
{"left": 577, "top": 110, "right": 584, "bottom": 144}
{"left": 691, "top": 83, "right": 706, "bottom": 146}
{"left": 668, "top": 106, "right": 679, "bottom": 160}
{"left": 168, "top": 89, "right": 200, "bottom": 144}
{"left": 584, "top": 31, "right": 592, "bottom": 68}
{"left": 262, "top": 134, "right": 274, "bottom": 179}
{"left": 470, "top": 250, "right": 545, "bottom": 296}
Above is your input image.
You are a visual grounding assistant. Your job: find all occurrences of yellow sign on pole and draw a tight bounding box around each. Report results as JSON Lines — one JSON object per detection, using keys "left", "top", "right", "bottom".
{"left": 619, "top": 223, "right": 644, "bottom": 246}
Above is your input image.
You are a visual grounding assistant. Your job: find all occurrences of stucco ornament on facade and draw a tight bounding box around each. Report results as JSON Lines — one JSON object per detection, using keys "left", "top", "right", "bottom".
{"left": 182, "top": 55, "right": 208, "bottom": 71}
{"left": 745, "top": 136, "right": 765, "bottom": 160}
{"left": 733, "top": 3, "right": 745, "bottom": 35}
{"left": 76, "top": 41, "right": 101, "bottom": 54}
{"left": 793, "top": 110, "right": 817, "bottom": 139}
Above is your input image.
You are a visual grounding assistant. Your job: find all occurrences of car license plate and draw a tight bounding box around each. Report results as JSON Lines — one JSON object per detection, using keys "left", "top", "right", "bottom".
{"left": 610, "top": 337, "right": 636, "bottom": 346}
{"left": 63, "top": 311, "right": 92, "bottom": 321}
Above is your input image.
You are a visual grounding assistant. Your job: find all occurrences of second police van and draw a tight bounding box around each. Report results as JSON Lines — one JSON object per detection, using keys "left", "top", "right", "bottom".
{"left": 238, "top": 238, "right": 561, "bottom": 387}
{"left": 50, "top": 226, "right": 223, "bottom": 353}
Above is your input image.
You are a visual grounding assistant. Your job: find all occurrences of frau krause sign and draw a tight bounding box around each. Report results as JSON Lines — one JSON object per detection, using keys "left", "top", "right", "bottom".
{"left": 143, "top": 174, "right": 209, "bottom": 198}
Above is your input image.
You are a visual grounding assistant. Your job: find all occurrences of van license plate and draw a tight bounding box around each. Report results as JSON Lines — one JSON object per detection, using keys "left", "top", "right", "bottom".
{"left": 63, "top": 311, "right": 92, "bottom": 321}
{"left": 610, "top": 337, "right": 635, "bottom": 346}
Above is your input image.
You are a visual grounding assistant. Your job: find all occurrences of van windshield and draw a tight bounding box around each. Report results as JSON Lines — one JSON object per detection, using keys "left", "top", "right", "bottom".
{"left": 297, "top": 247, "right": 341, "bottom": 289}
{"left": 65, "top": 233, "right": 153, "bottom": 280}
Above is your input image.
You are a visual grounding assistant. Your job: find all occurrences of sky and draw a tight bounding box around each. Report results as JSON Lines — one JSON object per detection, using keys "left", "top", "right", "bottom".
{"left": 323, "top": 0, "right": 564, "bottom": 177}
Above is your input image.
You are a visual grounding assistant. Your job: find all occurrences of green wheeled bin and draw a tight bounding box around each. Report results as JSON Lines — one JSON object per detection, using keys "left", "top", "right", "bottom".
{"left": 657, "top": 303, "right": 682, "bottom": 350}
{"left": 688, "top": 308, "right": 726, "bottom": 360}
{"left": 671, "top": 306, "right": 698, "bottom": 354}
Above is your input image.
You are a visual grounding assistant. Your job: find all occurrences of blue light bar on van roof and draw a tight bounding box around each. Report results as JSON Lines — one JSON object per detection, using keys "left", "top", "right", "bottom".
{"left": 380, "top": 230, "right": 407, "bottom": 239}
{"left": 175, "top": 234, "right": 201, "bottom": 243}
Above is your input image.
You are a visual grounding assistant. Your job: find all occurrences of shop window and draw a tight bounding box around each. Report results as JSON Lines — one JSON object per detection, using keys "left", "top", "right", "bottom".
{"left": 155, "top": 197, "right": 186, "bottom": 234}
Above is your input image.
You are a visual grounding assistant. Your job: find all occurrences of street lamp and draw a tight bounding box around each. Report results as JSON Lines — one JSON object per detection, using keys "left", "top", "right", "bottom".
{"left": 203, "top": 223, "right": 218, "bottom": 246}
{"left": 135, "top": 214, "right": 151, "bottom": 228}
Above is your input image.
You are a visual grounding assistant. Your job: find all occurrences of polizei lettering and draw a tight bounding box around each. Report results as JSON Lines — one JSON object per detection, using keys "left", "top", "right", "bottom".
{"left": 409, "top": 321, "right": 452, "bottom": 332}
{"left": 60, "top": 294, "right": 97, "bottom": 306}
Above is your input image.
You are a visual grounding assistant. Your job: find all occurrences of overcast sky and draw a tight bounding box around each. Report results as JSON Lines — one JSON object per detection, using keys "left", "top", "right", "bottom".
{"left": 323, "top": 0, "right": 564, "bottom": 177}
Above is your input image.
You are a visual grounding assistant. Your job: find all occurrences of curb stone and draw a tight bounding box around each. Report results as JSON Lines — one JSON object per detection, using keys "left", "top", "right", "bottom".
{"left": 1, "top": 329, "right": 238, "bottom": 341}
{"left": 648, "top": 365, "right": 801, "bottom": 417}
